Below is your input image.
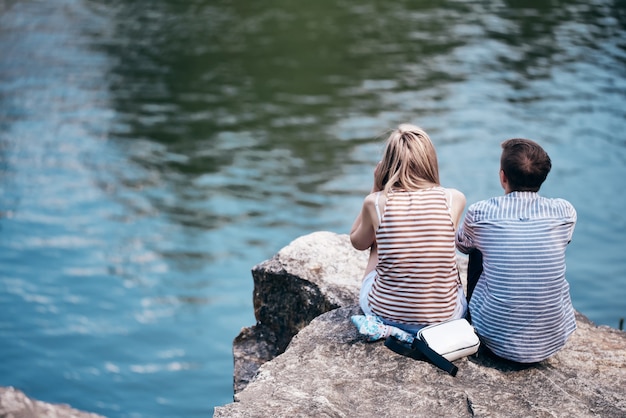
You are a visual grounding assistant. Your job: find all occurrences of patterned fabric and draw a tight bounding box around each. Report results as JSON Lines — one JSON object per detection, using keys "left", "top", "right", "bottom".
{"left": 351, "top": 314, "right": 414, "bottom": 343}
{"left": 456, "top": 191, "right": 577, "bottom": 363}
{"left": 368, "top": 187, "right": 460, "bottom": 325}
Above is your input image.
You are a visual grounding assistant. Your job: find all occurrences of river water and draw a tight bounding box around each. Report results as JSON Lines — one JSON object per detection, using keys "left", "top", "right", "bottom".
{"left": 0, "top": 0, "right": 624, "bottom": 416}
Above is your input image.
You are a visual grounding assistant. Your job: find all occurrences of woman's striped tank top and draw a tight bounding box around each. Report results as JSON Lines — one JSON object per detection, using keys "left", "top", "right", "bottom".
{"left": 368, "top": 187, "right": 459, "bottom": 325}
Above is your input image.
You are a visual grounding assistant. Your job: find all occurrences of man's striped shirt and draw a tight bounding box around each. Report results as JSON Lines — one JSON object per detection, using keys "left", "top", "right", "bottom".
{"left": 456, "top": 191, "right": 577, "bottom": 363}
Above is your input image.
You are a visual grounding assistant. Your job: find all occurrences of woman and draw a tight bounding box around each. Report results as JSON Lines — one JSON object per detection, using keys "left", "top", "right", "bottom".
{"left": 350, "top": 123, "right": 467, "bottom": 334}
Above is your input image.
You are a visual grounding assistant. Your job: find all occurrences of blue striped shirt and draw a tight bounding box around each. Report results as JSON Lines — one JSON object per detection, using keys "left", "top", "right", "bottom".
{"left": 456, "top": 191, "right": 577, "bottom": 363}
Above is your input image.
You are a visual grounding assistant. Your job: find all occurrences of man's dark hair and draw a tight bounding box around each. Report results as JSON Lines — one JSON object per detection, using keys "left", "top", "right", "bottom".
{"left": 500, "top": 138, "right": 552, "bottom": 192}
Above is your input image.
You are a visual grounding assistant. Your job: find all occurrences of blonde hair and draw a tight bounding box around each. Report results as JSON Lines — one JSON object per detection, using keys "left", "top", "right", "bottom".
{"left": 374, "top": 123, "right": 440, "bottom": 193}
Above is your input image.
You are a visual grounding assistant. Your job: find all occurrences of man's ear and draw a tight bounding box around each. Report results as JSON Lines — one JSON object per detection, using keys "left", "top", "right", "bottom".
{"left": 500, "top": 169, "right": 512, "bottom": 193}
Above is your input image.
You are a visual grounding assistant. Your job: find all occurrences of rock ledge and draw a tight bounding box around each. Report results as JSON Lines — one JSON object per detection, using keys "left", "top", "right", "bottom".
{"left": 0, "top": 386, "right": 104, "bottom": 418}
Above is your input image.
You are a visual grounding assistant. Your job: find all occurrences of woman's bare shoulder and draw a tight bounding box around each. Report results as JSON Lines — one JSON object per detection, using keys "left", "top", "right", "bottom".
{"left": 445, "top": 187, "right": 466, "bottom": 200}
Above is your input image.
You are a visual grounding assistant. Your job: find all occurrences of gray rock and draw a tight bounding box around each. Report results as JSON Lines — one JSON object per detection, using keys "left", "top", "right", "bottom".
{"left": 218, "top": 306, "right": 626, "bottom": 418}
{"left": 233, "top": 231, "right": 369, "bottom": 393}
{"left": 252, "top": 231, "right": 367, "bottom": 338}
{"left": 0, "top": 386, "right": 104, "bottom": 418}
{"left": 222, "top": 231, "right": 626, "bottom": 417}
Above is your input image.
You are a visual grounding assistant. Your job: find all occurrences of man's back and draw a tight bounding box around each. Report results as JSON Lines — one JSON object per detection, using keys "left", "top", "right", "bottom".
{"left": 456, "top": 191, "right": 577, "bottom": 363}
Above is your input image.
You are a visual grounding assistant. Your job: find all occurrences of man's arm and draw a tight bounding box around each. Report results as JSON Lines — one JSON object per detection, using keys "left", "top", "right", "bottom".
{"left": 455, "top": 207, "right": 476, "bottom": 254}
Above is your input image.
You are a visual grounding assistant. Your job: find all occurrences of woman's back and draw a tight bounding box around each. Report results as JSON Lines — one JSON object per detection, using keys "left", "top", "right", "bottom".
{"left": 369, "top": 187, "right": 459, "bottom": 325}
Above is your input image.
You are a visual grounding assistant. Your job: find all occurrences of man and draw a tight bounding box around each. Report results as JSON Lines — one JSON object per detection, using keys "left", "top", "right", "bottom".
{"left": 456, "top": 138, "right": 577, "bottom": 363}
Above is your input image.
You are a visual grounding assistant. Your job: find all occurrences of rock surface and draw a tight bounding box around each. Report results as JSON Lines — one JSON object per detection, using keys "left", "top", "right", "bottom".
{"left": 220, "top": 231, "right": 626, "bottom": 417}
{"left": 218, "top": 306, "right": 626, "bottom": 418}
{"left": 233, "top": 231, "right": 369, "bottom": 393}
{"left": 0, "top": 386, "right": 104, "bottom": 418}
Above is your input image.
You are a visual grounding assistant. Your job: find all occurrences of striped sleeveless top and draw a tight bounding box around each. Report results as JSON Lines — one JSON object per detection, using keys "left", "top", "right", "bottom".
{"left": 368, "top": 187, "right": 460, "bottom": 325}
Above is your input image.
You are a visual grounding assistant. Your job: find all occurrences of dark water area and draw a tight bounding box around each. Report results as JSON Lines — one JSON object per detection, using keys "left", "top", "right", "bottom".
{"left": 0, "top": 0, "right": 625, "bottom": 416}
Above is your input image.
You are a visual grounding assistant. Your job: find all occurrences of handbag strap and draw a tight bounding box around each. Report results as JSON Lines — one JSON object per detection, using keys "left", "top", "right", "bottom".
{"left": 410, "top": 338, "right": 458, "bottom": 377}
{"left": 384, "top": 336, "right": 458, "bottom": 377}
{"left": 384, "top": 335, "right": 424, "bottom": 360}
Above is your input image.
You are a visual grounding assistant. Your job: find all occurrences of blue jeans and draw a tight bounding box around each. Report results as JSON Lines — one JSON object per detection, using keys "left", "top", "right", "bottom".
{"left": 359, "top": 270, "right": 467, "bottom": 334}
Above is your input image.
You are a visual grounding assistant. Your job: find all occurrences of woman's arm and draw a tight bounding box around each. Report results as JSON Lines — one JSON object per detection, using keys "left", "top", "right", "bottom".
{"left": 351, "top": 163, "right": 384, "bottom": 251}
{"left": 350, "top": 193, "right": 378, "bottom": 251}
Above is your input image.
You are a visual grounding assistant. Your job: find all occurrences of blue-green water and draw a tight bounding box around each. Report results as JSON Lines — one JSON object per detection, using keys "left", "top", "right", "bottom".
{"left": 0, "top": 0, "right": 624, "bottom": 416}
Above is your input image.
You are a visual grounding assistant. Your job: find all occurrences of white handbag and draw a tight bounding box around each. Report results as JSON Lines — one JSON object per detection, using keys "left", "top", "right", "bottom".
{"left": 417, "top": 318, "right": 480, "bottom": 361}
